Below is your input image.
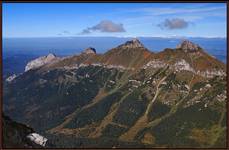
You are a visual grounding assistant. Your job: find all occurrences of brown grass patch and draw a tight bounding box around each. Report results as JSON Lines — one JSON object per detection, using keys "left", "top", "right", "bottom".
{"left": 141, "top": 132, "right": 156, "bottom": 145}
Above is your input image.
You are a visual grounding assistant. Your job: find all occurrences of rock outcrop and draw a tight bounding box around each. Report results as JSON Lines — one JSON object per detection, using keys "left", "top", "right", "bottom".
{"left": 26, "top": 133, "right": 48, "bottom": 147}
{"left": 83, "top": 47, "right": 96, "bottom": 54}
{"left": 25, "top": 53, "right": 57, "bottom": 72}
{"left": 142, "top": 60, "right": 167, "bottom": 69}
{"left": 118, "top": 38, "right": 144, "bottom": 49}
{"left": 173, "top": 59, "right": 195, "bottom": 72}
{"left": 176, "top": 40, "right": 200, "bottom": 52}
{"left": 6, "top": 74, "right": 17, "bottom": 82}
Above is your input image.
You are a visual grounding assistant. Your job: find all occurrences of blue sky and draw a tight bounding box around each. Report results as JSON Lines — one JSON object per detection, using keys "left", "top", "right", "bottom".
{"left": 3, "top": 3, "right": 227, "bottom": 38}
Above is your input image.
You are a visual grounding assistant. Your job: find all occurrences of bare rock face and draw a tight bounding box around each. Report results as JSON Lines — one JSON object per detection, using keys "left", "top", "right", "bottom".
{"left": 173, "top": 59, "right": 195, "bottom": 72}
{"left": 26, "top": 133, "right": 48, "bottom": 147}
{"left": 176, "top": 40, "right": 200, "bottom": 52}
{"left": 142, "top": 60, "right": 167, "bottom": 69}
{"left": 25, "top": 53, "right": 57, "bottom": 72}
{"left": 83, "top": 47, "right": 96, "bottom": 54}
{"left": 118, "top": 38, "right": 144, "bottom": 49}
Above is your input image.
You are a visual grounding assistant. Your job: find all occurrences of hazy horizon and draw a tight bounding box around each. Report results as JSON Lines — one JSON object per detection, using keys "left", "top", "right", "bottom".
{"left": 3, "top": 36, "right": 226, "bottom": 63}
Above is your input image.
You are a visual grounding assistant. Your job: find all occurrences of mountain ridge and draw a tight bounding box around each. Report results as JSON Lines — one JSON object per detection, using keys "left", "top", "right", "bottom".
{"left": 32, "top": 38, "right": 226, "bottom": 79}
{"left": 3, "top": 38, "right": 226, "bottom": 148}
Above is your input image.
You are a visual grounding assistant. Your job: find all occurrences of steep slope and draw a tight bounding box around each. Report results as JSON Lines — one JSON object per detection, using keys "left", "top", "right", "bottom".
{"left": 99, "top": 38, "right": 153, "bottom": 69}
{"left": 152, "top": 40, "right": 225, "bottom": 78}
{"left": 3, "top": 39, "right": 226, "bottom": 148}
{"left": 176, "top": 40, "right": 225, "bottom": 73}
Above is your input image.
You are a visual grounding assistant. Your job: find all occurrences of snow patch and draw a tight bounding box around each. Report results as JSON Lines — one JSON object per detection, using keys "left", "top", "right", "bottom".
{"left": 26, "top": 133, "right": 48, "bottom": 147}
{"left": 6, "top": 74, "right": 17, "bottom": 82}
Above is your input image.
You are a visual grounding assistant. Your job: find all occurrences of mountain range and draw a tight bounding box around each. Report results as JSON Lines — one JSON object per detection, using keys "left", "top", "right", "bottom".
{"left": 3, "top": 38, "right": 226, "bottom": 148}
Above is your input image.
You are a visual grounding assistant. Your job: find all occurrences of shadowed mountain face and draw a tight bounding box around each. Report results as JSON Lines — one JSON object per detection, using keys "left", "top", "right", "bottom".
{"left": 3, "top": 114, "right": 34, "bottom": 148}
{"left": 3, "top": 39, "right": 226, "bottom": 148}
{"left": 2, "top": 114, "right": 52, "bottom": 148}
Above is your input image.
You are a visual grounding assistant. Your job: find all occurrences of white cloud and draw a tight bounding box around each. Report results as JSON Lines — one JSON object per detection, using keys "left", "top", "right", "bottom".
{"left": 158, "top": 18, "right": 189, "bottom": 30}
{"left": 81, "top": 20, "right": 126, "bottom": 34}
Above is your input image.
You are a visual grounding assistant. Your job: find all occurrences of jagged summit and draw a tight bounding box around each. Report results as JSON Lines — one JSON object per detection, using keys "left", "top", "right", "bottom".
{"left": 176, "top": 40, "right": 200, "bottom": 52}
{"left": 118, "top": 38, "right": 145, "bottom": 49}
{"left": 83, "top": 47, "right": 96, "bottom": 54}
{"left": 46, "top": 53, "right": 56, "bottom": 59}
{"left": 100, "top": 38, "right": 152, "bottom": 68}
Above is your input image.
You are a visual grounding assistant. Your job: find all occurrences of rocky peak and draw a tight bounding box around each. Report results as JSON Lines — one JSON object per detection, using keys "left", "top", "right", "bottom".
{"left": 25, "top": 53, "right": 57, "bottom": 72}
{"left": 46, "top": 53, "right": 56, "bottom": 59}
{"left": 118, "top": 38, "right": 145, "bottom": 49}
{"left": 83, "top": 47, "right": 96, "bottom": 54}
{"left": 176, "top": 40, "right": 200, "bottom": 52}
